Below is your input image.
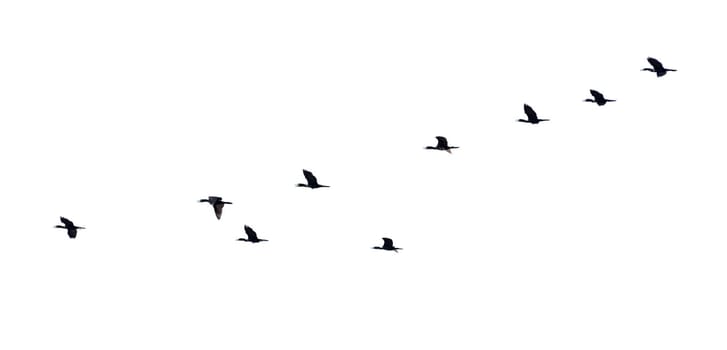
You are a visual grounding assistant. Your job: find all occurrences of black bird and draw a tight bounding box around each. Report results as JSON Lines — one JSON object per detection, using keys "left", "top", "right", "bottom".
{"left": 584, "top": 89, "right": 615, "bottom": 106}
{"left": 372, "top": 237, "right": 403, "bottom": 252}
{"left": 54, "top": 217, "right": 85, "bottom": 239}
{"left": 198, "top": 196, "right": 232, "bottom": 220}
{"left": 425, "top": 136, "right": 459, "bottom": 153}
{"left": 518, "top": 104, "right": 549, "bottom": 124}
{"left": 297, "top": 169, "right": 329, "bottom": 189}
{"left": 642, "top": 57, "right": 677, "bottom": 77}
{"left": 237, "top": 225, "right": 268, "bottom": 243}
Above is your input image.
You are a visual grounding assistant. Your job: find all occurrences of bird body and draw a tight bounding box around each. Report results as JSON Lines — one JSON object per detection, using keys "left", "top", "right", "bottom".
{"left": 297, "top": 169, "right": 329, "bottom": 188}
{"left": 518, "top": 104, "right": 549, "bottom": 124}
{"left": 199, "top": 196, "right": 232, "bottom": 220}
{"left": 372, "top": 237, "right": 402, "bottom": 252}
{"left": 584, "top": 89, "right": 615, "bottom": 106}
{"left": 54, "top": 216, "right": 85, "bottom": 239}
{"left": 238, "top": 225, "right": 268, "bottom": 243}
{"left": 642, "top": 57, "right": 677, "bottom": 77}
{"left": 425, "top": 136, "right": 459, "bottom": 153}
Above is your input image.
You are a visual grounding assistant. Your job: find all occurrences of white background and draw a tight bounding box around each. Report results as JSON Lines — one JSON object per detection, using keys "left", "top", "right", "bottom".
{"left": 1, "top": 0, "right": 726, "bottom": 349}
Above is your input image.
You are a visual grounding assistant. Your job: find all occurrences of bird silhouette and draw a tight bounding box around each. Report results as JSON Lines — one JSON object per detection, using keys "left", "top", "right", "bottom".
{"left": 372, "top": 237, "right": 403, "bottom": 252}
{"left": 198, "top": 196, "right": 232, "bottom": 220}
{"left": 642, "top": 57, "right": 677, "bottom": 77}
{"left": 54, "top": 216, "right": 85, "bottom": 239}
{"left": 297, "top": 169, "right": 329, "bottom": 188}
{"left": 425, "top": 136, "right": 459, "bottom": 153}
{"left": 584, "top": 89, "right": 615, "bottom": 106}
{"left": 518, "top": 104, "right": 549, "bottom": 124}
{"left": 237, "top": 225, "right": 268, "bottom": 243}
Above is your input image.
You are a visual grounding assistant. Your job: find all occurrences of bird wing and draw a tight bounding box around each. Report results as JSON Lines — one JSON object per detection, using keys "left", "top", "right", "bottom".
{"left": 244, "top": 225, "right": 258, "bottom": 241}
{"left": 523, "top": 104, "right": 537, "bottom": 121}
{"left": 590, "top": 90, "right": 604, "bottom": 100}
{"left": 60, "top": 217, "right": 73, "bottom": 227}
{"left": 382, "top": 237, "right": 394, "bottom": 249}
{"left": 435, "top": 136, "right": 449, "bottom": 148}
{"left": 303, "top": 169, "right": 319, "bottom": 186}
{"left": 647, "top": 57, "right": 664, "bottom": 70}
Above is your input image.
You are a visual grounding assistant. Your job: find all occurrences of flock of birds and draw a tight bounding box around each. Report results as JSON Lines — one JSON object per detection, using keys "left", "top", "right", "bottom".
{"left": 53, "top": 57, "right": 677, "bottom": 252}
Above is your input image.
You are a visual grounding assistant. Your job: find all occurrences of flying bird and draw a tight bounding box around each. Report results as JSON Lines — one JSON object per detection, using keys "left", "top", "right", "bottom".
{"left": 198, "top": 196, "right": 232, "bottom": 220}
{"left": 425, "top": 136, "right": 459, "bottom": 153}
{"left": 237, "top": 225, "right": 268, "bottom": 243}
{"left": 297, "top": 169, "right": 329, "bottom": 189}
{"left": 372, "top": 237, "right": 403, "bottom": 252}
{"left": 518, "top": 104, "right": 549, "bottom": 124}
{"left": 642, "top": 57, "right": 677, "bottom": 77}
{"left": 584, "top": 89, "right": 615, "bottom": 106}
{"left": 54, "top": 217, "right": 85, "bottom": 239}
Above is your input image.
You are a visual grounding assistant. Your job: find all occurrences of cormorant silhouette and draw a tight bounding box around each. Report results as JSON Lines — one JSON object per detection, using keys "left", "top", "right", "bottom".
{"left": 54, "top": 216, "right": 85, "bottom": 239}
{"left": 372, "top": 237, "right": 402, "bottom": 252}
{"left": 518, "top": 104, "right": 549, "bottom": 124}
{"left": 198, "top": 196, "right": 232, "bottom": 220}
{"left": 584, "top": 89, "right": 615, "bottom": 106}
{"left": 237, "top": 225, "right": 268, "bottom": 243}
{"left": 642, "top": 57, "right": 677, "bottom": 77}
{"left": 424, "top": 136, "right": 459, "bottom": 153}
{"left": 297, "top": 169, "right": 329, "bottom": 189}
